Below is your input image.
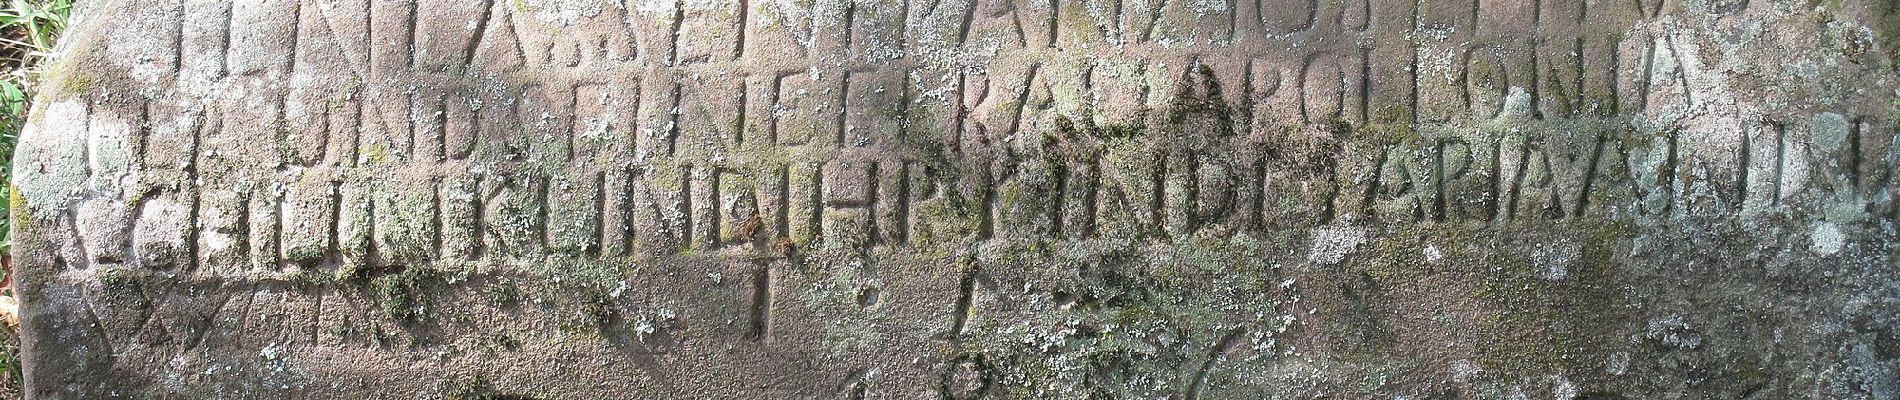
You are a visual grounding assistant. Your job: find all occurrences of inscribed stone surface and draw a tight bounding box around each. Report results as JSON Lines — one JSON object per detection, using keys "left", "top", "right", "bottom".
{"left": 9, "top": 0, "right": 1900, "bottom": 398}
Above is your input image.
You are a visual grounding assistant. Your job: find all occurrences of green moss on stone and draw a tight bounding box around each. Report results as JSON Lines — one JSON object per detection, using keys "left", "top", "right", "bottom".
{"left": 359, "top": 266, "right": 449, "bottom": 325}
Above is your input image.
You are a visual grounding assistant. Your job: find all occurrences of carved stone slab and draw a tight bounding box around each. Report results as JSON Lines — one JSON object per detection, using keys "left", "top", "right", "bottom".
{"left": 9, "top": 0, "right": 1900, "bottom": 398}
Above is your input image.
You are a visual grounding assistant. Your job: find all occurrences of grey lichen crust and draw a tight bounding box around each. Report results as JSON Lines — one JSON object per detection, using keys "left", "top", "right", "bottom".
{"left": 9, "top": 0, "right": 1900, "bottom": 398}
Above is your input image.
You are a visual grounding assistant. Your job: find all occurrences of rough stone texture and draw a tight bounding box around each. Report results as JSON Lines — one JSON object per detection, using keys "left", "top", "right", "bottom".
{"left": 8, "top": 0, "right": 1900, "bottom": 398}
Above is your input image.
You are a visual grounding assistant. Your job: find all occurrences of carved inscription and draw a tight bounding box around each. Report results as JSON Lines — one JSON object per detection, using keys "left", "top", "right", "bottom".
{"left": 11, "top": 0, "right": 1899, "bottom": 397}
{"left": 22, "top": 0, "right": 1885, "bottom": 273}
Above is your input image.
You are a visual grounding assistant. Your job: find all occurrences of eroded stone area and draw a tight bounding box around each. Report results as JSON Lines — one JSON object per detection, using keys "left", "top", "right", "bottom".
{"left": 9, "top": 0, "right": 1900, "bottom": 398}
